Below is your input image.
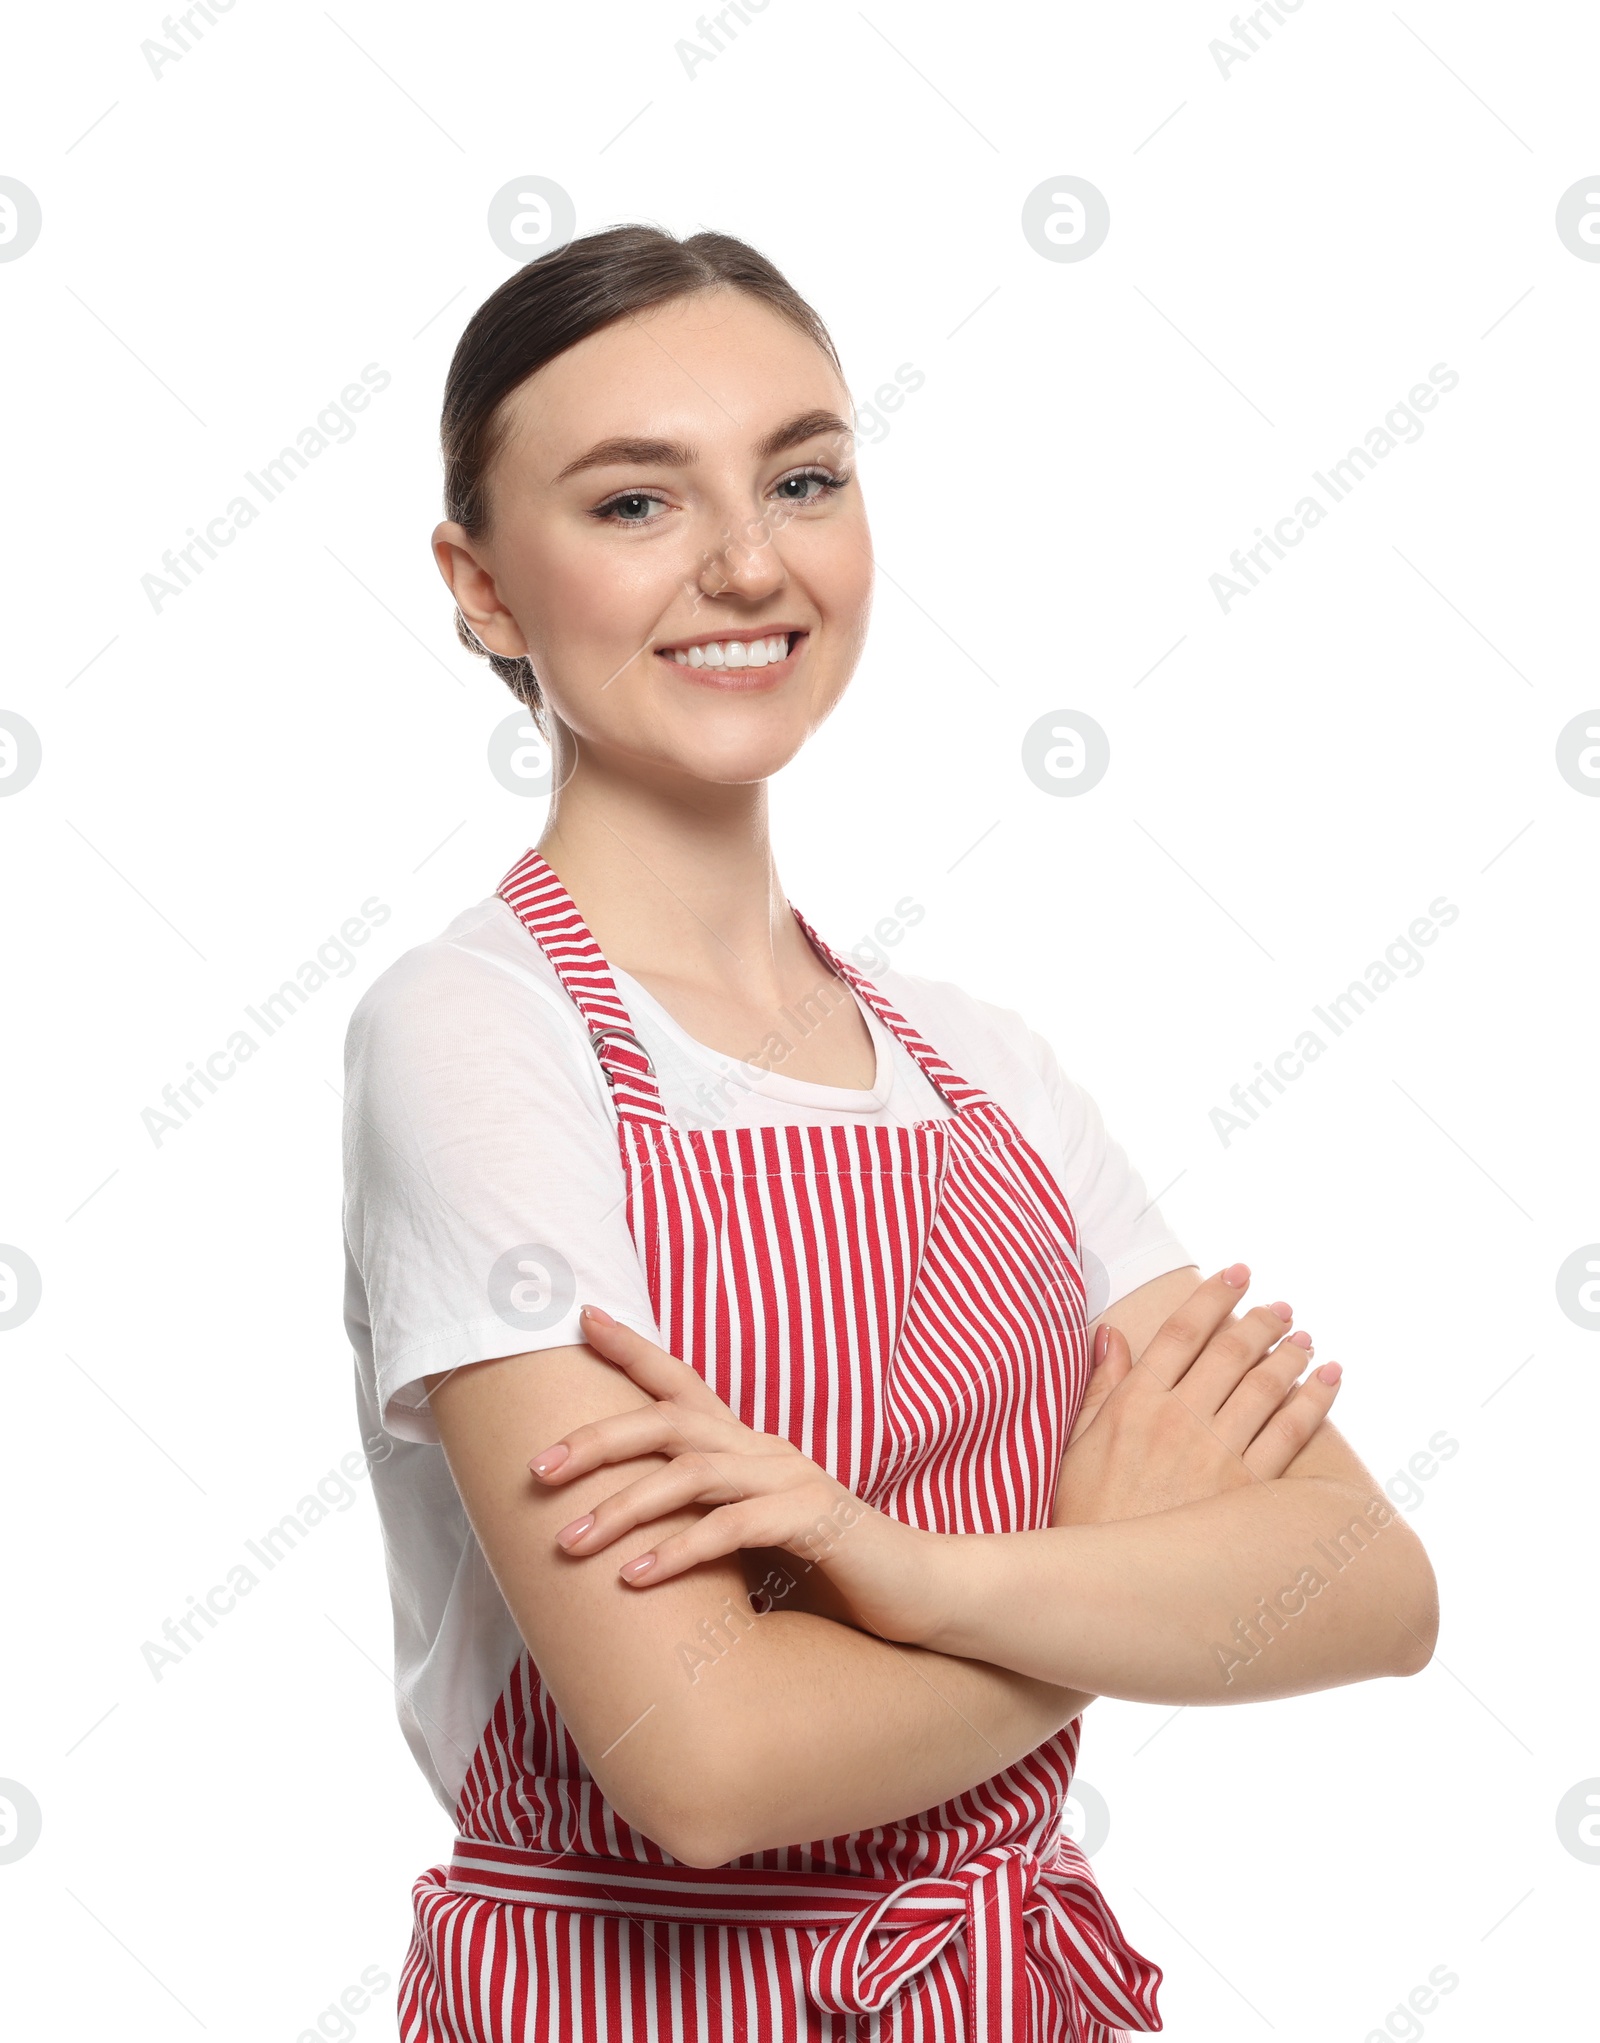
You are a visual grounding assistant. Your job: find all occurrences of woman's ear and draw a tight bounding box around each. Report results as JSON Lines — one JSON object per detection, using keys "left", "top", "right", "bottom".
{"left": 431, "top": 521, "right": 531, "bottom": 660}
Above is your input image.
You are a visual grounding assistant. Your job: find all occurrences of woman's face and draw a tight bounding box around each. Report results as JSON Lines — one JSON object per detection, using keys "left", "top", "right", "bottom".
{"left": 434, "top": 288, "right": 874, "bottom": 787}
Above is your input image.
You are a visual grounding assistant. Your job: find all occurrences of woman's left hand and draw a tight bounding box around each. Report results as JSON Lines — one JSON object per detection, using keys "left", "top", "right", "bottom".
{"left": 529, "top": 1305, "right": 941, "bottom": 1643}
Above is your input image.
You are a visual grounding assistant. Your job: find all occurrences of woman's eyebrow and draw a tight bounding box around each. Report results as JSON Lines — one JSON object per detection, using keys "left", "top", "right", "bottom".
{"left": 551, "top": 408, "right": 853, "bottom": 483}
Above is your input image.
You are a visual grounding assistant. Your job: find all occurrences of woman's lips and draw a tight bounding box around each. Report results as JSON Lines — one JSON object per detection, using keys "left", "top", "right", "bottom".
{"left": 654, "top": 632, "right": 807, "bottom": 690}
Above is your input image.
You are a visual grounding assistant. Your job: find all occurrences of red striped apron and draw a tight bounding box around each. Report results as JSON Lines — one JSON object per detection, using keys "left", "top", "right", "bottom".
{"left": 397, "top": 848, "right": 1163, "bottom": 2043}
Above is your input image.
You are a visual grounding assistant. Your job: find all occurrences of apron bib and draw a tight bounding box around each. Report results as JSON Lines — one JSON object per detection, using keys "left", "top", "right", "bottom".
{"left": 398, "top": 849, "right": 1162, "bottom": 2043}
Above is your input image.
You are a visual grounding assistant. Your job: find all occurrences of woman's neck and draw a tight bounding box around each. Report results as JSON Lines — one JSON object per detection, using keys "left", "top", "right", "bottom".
{"left": 532, "top": 745, "right": 875, "bottom": 1086}
{"left": 536, "top": 774, "right": 801, "bottom": 1005}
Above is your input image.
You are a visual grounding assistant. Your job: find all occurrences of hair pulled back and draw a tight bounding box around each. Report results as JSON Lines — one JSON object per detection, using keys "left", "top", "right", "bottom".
{"left": 440, "top": 224, "right": 844, "bottom": 729}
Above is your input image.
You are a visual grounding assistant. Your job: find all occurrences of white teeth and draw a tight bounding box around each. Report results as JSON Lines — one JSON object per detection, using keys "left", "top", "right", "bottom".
{"left": 668, "top": 634, "right": 792, "bottom": 669}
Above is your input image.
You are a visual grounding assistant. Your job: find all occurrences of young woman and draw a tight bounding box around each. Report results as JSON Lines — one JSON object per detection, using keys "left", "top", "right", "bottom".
{"left": 342, "top": 225, "right": 1439, "bottom": 2043}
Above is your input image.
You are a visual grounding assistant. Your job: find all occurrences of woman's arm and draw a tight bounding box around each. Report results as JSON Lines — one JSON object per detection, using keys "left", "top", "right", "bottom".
{"left": 931, "top": 1264, "right": 1379, "bottom": 1713}
{"left": 426, "top": 1343, "right": 1095, "bottom": 1869}
{"left": 556, "top": 1275, "right": 1436, "bottom": 1708}
{"left": 920, "top": 1471, "right": 1436, "bottom": 1702}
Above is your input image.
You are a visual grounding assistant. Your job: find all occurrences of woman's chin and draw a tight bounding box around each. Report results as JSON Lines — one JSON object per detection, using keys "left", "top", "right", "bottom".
{"left": 658, "top": 721, "right": 814, "bottom": 786}
{"left": 569, "top": 695, "right": 840, "bottom": 788}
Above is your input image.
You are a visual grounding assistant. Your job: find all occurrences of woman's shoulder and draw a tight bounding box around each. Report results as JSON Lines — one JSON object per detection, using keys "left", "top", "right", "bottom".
{"left": 346, "top": 893, "right": 591, "bottom": 1082}
{"left": 352, "top": 895, "right": 572, "bottom": 1030}
{"left": 342, "top": 894, "right": 620, "bottom": 1188}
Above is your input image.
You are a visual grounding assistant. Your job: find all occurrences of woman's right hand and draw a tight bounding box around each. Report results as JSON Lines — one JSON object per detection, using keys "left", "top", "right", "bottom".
{"left": 1054, "top": 1265, "right": 1342, "bottom": 1527}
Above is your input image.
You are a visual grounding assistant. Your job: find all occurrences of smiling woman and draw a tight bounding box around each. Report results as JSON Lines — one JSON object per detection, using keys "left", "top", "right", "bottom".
{"left": 341, "top": 223, "right": 1435, "bottom": 2043}
{"left": 432, "top": 228, "right": 869, "bottom": 743}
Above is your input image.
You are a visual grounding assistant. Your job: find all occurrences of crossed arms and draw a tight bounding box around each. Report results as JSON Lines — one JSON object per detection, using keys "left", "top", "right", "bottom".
{"left": 423, "top": 1264, "right": 1438, "bottom": 1867}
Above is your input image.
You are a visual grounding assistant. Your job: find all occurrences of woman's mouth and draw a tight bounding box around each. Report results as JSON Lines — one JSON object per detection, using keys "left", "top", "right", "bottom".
{"left": 653, "top": 629, "right": 806, "bottom": 689}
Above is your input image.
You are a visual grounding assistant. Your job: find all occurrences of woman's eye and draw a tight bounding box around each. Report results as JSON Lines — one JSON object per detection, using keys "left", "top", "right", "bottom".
{"left": 595, "top": 491, "right": 669, "bottom": 525}
{"left": 773, "top": 468, "right": 849, "bottom": 504}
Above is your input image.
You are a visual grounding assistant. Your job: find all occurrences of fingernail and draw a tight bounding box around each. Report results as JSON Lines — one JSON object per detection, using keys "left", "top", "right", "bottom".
{"left": 530, "top": 1444, "right": 570, "bottom": 1477}
{"left": 1287, "top": 1330, "right": 1313, "bottom": 1349}
{"left": 1093, "top": 1323, "right": 1110, "bottom": 1365}
{"left": 582, "top": 1302, "right": 615, "bottom": 1326}
{"left": 1222, "top": 1263, "right": 1250, "bottom": 1288}
{"left": 1316, "top": 1361, "right": 1342, "bottom": 1384}
{"left": 1269, "top": 1300, "right": 1293, "bottom": 1322}
{"left": 619, "top": 1553, "right": 657, "bottom": 1582}
{"left": 556, "top": 1514, "right": 594, "bottom": 1547}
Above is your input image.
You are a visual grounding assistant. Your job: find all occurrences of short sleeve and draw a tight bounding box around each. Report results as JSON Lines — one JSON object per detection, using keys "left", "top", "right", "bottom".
{"left": 1027, "top": 1029, "right": 1196, "bottom": 1319}
{"left": 341, "top": 934, "right": 662, "bottom": 1445}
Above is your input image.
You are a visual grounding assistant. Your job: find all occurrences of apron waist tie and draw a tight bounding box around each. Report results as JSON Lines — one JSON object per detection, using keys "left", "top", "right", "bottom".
{"left": 445, "top": 1834, "right": 1162, "bottom": 2040}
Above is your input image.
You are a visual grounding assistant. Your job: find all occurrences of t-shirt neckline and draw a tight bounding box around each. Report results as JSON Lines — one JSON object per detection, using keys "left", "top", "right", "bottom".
{"left": 609, "top": 963, "right": 896, "bottom": 1112}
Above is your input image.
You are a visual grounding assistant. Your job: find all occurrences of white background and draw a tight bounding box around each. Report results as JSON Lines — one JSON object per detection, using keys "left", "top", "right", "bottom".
{"left": 2, "top": 1, "right": 1597, "bottom": 2037}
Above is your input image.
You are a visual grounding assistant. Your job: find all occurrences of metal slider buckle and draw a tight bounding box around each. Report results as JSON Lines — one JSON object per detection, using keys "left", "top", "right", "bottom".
{"left": 587, "top": 1024, "right": 656, "bottom": 1087}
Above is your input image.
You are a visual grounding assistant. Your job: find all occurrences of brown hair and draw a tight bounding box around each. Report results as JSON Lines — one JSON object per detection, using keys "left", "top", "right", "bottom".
{"left": 439, "top": 223, "right": 845, "bottom": 728}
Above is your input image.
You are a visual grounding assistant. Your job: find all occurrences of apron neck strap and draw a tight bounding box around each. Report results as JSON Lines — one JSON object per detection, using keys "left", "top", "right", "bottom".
{"left": 786, "top": 909, "right": 991, "bottom": 1115}
{"left": 497, "top": 848, "right": 670, "bottom": 1125}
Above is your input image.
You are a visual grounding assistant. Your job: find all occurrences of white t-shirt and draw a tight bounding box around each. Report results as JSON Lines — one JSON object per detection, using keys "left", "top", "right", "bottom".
{"left": 342, "top": 893, "right": 1194, "bottom": 1814}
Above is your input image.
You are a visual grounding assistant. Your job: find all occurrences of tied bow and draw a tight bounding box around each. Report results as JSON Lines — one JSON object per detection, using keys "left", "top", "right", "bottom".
{"left": 805, "top": 1839, "right": 1160, "bottom": 2041}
